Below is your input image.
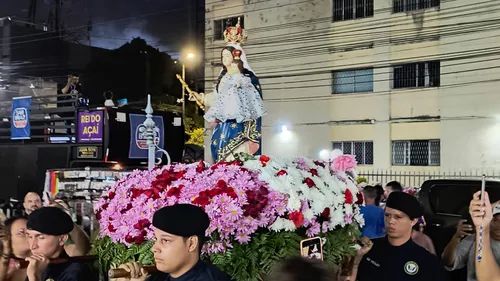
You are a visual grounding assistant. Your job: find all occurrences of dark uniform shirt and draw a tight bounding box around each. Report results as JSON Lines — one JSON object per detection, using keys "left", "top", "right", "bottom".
{"left": 25, "top": 252, "right": 97, "bottom": 281}
{"left": 356, "top": 236, "right": 448, "bottom": 281}
{"left": 146, "top": 260, "right": 232, "bottom": 281}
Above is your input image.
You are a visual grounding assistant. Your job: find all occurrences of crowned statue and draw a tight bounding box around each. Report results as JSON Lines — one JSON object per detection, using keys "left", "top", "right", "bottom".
{"left": 178, "top": 18, "right": 266, "bottom": 163}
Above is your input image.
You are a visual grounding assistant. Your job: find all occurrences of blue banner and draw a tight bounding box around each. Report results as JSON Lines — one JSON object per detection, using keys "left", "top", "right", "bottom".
{"left": 11, "top": 96, "right": 32, "bottom": 140}
{"left": 129, "top": 113, "right": 165, "bottom": 159}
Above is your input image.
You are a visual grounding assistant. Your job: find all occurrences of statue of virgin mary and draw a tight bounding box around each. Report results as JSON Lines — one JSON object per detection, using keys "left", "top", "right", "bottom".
{"left": 182, "top": 18, "right": 265, "bottom": 163}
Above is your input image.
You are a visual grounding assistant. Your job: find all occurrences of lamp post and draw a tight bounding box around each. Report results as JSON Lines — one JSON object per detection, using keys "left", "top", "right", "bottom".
{"left": 143, "top": 94, "right": 171, "bottom": 170}
{"left": 181, "top": 52, "right": 195, "bottom": 125}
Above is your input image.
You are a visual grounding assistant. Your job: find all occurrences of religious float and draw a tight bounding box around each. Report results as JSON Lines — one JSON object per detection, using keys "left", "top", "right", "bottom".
{"left": 91, "top": 19, "right": 365, "bottom": 281}
{"left": 92, "top": 154, "right": 364, "bottom": 280}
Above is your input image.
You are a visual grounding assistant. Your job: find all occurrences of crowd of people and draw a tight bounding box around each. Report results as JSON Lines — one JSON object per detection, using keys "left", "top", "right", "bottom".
{"left": 0, "top": 184, "right": 497, "bottom": 281}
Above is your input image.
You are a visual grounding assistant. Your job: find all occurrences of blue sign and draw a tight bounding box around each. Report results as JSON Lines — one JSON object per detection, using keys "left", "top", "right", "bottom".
{"left": 129, "top": 113, "right": 165, "bottom": 159}
{"left": 11, "top": 96, "right": 32, "bottom": 140}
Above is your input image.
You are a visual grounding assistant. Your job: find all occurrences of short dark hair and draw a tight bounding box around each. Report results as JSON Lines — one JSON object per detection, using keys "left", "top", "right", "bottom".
{"left": 267, "top": 257, "right": 336, "bottom": 281}
{"left": 4, "top": 216, "right": 28, "bottom": 235}
{"left": 386, "top": 181, "right": 403, "bottom": 192}
{"left": 373, "top": 185, "right": 384, "bottom": 206}
{"left": 363, "top": 185, "right": 378, "bottom": 199}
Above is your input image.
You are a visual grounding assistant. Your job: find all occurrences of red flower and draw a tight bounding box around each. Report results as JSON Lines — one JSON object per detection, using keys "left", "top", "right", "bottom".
{"left": 120, "top": 203, "right": 133, "bottom": 214}
{"left": 134, "top": 234, "right": 145, "bottom": 245}
{"left": 276, "top": 170, "right": 288, "bottom": 176}
{"left": 196, "top": 161, "right": 205, "bottom": 173}
{"left": 288, "top": 211, "right": 304, "bottom": 228}
{"left": 304, "top": 178, "right": 315, "bottom": 188}
{"left": 167, "top": 185, "right": 183, "bottom": 198}
{"left": 101, "top": 203, "right": 109, "bottom": 210}
{"left": 130, "top": 188, "right": 141, "bottom": 199}
{"left": 208, "top": 189, "right": 221, "bottom": 197}
{"left": 355, "top": 193, "right": 364, "bottom": 205}
{"left": 229, "top": 160, "right": 242, "bottom": 166}
{"left": 125, "top": 235, "right": 134, "bottom": 244}
{"left": 193, "top": 195, "right": 210, "bottom": 207}
{"left": 143, "top": 190, "right": 154, "bottom": 199}
{"left": 108, "top": 224, "right": 116, "bottom": 233}
{"left": 260, "top": 155, "right": 271, "bottom": 167}
{"left": 309, "top": 169, "right": 318, "bottom": 177}
{"left": 321, "top": 208, "right": 330, "bottom": 219}
{"left": 96, "top": 212, "right": 101, "bottom": 220}
{"left": 216, "top": 180, "right": 228, "bottom": 189}
{"left": 313, "top": 161, "right": 326, "bottom": 168}
{"left": 345, "top": 189, "right": 354, "bottom": 204}
{"left": 108, "top": 191, "right": 116, "bottom": 200}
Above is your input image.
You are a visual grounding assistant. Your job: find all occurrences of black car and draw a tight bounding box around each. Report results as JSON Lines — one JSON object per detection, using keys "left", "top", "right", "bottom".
{"left": 418, "top": 179, "right": 500, "bottom": 281}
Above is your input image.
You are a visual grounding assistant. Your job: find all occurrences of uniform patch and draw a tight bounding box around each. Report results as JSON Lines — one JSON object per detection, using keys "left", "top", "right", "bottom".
{"left": 404, "top": 261, "right": 419, "bottom": 275}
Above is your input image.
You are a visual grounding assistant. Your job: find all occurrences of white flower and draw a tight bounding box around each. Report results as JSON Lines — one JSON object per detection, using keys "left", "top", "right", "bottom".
{"left": 287, "top": 195, "right": 301, "bottom": 211}
{"left": 270, "top": 218, "right": 296, "bottom": 232}
{"left": 344, "top": 204, "right": 353, "bottom": 216}
{"left": 303, "top": 209, "right": 314, "bottom": 221}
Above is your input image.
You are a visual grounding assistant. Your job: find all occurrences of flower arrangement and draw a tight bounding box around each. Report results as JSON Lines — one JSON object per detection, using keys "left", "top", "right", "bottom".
{"left": 92, "top": 154, "right": 363, "bottom": 281}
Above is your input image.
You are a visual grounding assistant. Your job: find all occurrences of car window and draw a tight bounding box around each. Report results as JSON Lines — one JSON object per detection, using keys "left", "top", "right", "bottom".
{"left": 428, "top": 182, "right": 500, "bottom": 216}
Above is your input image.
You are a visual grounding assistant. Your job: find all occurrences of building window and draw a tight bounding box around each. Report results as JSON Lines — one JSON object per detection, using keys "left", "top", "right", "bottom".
{"left": 333, "top": 141, "right": 373, "bottom": 165}
{"left": 332, "top": 68, "right": 373, "bottom": 94}
{"left": 393, "top": 0, "right": 440, "bottom": 13}
{"left": 333, "top": 0, "right": 374, "bottom": 21}
{"left": 392, "top": 140, "right": 440, "bottom": 166}
{"left": 393, "top": 61, "right": 440, "bottom": 89}
{"left": 214, "top": 16, "right": 244, "bottom": 41}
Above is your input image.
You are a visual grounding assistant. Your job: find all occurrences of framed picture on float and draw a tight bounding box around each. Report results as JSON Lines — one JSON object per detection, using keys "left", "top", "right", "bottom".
{"left": 300, "top": 237, "right": 323, "bottom": 260}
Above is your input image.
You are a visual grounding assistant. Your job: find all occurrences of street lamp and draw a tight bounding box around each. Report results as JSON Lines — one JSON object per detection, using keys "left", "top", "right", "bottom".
{"left": 181, "top": 52, "right": 195, "bottom": 125}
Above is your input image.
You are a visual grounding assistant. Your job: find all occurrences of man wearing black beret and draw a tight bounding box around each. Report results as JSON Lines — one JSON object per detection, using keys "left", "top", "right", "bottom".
{"left": 115, "top": 204, "right": 232, "bottom": 281}
{"left": 350, "top": 192, "right": 448, "bottom": 281}
{"left": 25, "top": 207, "right": 96, "bottom": 281}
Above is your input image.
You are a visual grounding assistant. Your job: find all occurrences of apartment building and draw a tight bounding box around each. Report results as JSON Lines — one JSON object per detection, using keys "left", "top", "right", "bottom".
{"left": 204, "top": 0, "right": 500, "bottom": 171}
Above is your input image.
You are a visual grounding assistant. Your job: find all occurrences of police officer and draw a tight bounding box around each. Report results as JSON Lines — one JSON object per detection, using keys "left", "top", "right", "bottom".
{"left": 115, "top": 204, "right": 232, "bottom": 281}
{"left": 351, "top": 192, "right": 448, "bottom": 281}
{"left": 25, "top": 207, "right": 95, "bottom": 281}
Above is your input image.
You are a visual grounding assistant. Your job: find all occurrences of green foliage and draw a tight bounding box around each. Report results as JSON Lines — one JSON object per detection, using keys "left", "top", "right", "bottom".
{"left": 91, "top": 237, "right": 154, "bottom": 276}
{"left": 92, "top": 227, "right": 360, "bottom": 281}
{"left": 321, "top": 225, "right": 360, "bottom": 265}
{"left": 209, "top": 231, "right": 301, "bottom": 281}
{"left": 356, "top": 177, "right": 368, "bottom": 184}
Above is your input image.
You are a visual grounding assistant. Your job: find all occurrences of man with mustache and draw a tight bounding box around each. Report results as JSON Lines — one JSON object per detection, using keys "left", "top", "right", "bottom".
{"left": 115, "top": 204, "right": 232, "bottom": 281}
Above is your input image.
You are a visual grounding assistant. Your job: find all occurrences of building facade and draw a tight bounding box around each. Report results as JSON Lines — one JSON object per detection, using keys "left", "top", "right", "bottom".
{"left": 204, "top": 0, "right": 500, "bottom": 172}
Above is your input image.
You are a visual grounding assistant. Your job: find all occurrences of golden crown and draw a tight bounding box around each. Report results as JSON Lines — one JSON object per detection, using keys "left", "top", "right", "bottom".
{"left": 223, "top": 17, "right": 247, "bottom": 45}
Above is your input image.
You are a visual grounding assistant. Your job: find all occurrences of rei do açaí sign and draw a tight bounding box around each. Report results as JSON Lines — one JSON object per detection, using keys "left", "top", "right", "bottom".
{"left": 77, "top": 111, "right": 103, "bottom": 143}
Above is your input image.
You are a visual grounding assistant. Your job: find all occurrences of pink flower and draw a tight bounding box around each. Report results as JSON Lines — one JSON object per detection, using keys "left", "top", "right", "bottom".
{"left": 332, "top": 155, "right": 357, "bottom": 172}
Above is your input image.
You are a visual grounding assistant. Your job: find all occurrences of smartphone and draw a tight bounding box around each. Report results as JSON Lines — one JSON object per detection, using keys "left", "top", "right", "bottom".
{"left": 300, "top": 237, "right": 323, "bottom": 260}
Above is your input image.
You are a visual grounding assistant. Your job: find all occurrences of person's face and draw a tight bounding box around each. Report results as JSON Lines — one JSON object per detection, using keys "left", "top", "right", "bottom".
{"left": 23, "top": 193, "right": 42, "bottom": 215}
{"left": 26, "top": 229, "right": 66, "bottom": 258}
{"left": 10, "top": 219, "right": 30, "bottom": 258}
{"left": 384, "top": 186, "right": 393, "bottom": 199}
{"left": 221, "top": 49, "right": 234, "bottom": 68}
{"left": 151, "top": 228, "right": 198, "bottom": 275}
{"left": 72, "top": 76, "right": 79, "bottom": 84}
{"left": 490, "top": 214, "right": 500, "bottom": 236}
{"left": 384, "top": 207, "right": 417, "bottom": 239}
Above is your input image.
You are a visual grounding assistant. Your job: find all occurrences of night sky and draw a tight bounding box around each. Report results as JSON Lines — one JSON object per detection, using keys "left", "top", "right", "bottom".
{"left": 0, "top": 0, "right": 193, "bottom": 56}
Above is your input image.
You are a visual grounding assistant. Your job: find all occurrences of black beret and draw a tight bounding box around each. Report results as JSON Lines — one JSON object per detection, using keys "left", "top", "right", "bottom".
{"left": 152, "top": 204, "right": 210, "bottom": 237}
{"left": 27, "top": 207, "right": 74, "bottom": 235}
{"left": 385, "top": 191, "right": 423, "bottom": 219}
